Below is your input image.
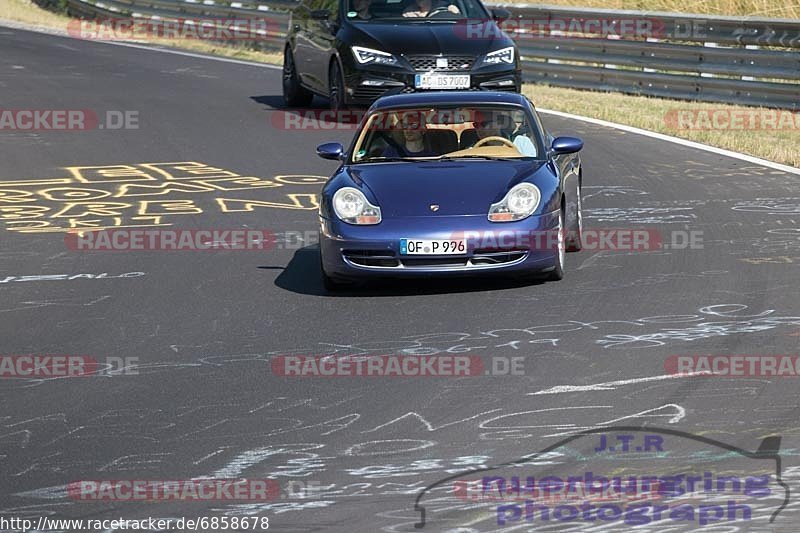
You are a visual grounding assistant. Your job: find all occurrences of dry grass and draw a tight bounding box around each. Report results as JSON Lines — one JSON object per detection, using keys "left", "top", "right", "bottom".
{"left": 525, "top": 84, "right": 799, "bottom": 167}
{"left": 499, "top": 0, "right": 800, "bottom": 19}
{"left": 1, "top": 0, "right": 73, "bottom": 27}
{"left": 3, "top": 0, "right": 797, "bottom": 167}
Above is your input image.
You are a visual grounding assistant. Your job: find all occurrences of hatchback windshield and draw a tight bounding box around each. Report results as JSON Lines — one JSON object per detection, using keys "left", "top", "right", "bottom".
{"left": 351, "top": 106, "right": 544, "bottom": 162}
{"left": 345, "top": 0, "right": 488, "bottom": 20}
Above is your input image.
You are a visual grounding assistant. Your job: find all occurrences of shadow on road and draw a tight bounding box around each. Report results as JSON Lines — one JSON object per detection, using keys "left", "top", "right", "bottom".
{"left": 267, "top": 244, "right": 547, "bottom": 297}
{"left": 250, "top": 95, "right": 366, "bottom": 124}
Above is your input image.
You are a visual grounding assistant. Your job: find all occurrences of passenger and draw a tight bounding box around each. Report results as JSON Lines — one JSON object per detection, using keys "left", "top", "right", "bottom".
{"left": 381, "top": 112, "right": 438, "bottom": 157}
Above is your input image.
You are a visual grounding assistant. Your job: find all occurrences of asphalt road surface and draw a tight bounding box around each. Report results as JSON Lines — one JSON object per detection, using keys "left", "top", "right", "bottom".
{"left": 1, "top": 25, "right": 800, "bottom": 533}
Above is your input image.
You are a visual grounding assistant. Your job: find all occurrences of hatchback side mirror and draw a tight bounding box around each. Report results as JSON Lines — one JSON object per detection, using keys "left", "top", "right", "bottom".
{"left": 317, "top": 142, "right": 345, "bottom": 160}
{"left": 491, "top": 8, "right": 510, "bottom": 22}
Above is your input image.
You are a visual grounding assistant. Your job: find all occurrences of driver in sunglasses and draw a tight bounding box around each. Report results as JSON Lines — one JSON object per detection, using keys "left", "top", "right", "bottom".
{"left": 472, "top": 110, "right": 537, "bottom": 157}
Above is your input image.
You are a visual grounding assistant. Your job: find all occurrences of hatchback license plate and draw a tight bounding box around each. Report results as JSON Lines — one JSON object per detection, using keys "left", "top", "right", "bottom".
{"left": 414, "top": 74, "right": 470, "bottom": 89}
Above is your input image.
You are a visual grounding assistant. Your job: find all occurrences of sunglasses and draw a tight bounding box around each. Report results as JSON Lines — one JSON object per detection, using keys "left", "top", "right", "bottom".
{"left": 476, "top": 120, "right": 505, "bottom": 128}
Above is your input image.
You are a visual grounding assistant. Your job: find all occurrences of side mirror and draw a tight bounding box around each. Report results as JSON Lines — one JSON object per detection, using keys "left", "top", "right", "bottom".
{"left": 491, "top": 8, "right": 510, "bottom": 22}
{"left": 317, "top": 142, "right": 344, "bottom": 160}
{"left": 310, "top": 8, "right": 331, "bottom": 20}
{"left": 551, "top": 136, "right": 583, "bottom": 155}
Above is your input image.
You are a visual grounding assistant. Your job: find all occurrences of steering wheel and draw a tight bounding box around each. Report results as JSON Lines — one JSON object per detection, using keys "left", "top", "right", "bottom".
{"left": 426, "top": 6, "right": 456, "bottom": 17}
{"left": 474, "top": 136, "right": 516, "bottom": 149}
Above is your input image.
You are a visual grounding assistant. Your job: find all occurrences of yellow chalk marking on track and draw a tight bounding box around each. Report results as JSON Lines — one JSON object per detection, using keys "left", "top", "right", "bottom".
{"left": 138, "top": 162, "right": 239, "bottom": 180}
{"left": 0, "top": 162, "right": 324, "bottom": 234}
{"left": 216, "top": 193, "right": 319, "bottom": 212}
{"left": 0, "top": 178, "right": 72, "bottom": 187}
{"left": 67, "top": 165, "right": 158, "bottom": 183}
{"left": 275, "top": 175, "right": 328, "bottom": 185}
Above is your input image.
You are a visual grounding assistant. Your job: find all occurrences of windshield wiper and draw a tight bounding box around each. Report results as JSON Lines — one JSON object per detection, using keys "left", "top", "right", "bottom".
{"left": 359, "top": 156, "right": 415, "bottom": 163}
{"left": 436, "top": 155, "right": 521, "bottom": 161}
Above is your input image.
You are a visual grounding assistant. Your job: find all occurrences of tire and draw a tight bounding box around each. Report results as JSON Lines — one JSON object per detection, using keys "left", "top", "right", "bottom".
{"left": 548, "top": 207, "right": 566, "bottom": 281}
{"left": 283, "top": 48, "right": 313, "bottom": 107}
{"left": 328, "top": 61, "right": 347, "bottom": 112}
{"left": 565, "top": 185, "right": 583, "bottom": 252}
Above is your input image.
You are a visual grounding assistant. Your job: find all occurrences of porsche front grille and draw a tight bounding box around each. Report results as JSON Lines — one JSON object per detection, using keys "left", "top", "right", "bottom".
{"left": 342, "top": 250, "right": 527, "bottom": 270}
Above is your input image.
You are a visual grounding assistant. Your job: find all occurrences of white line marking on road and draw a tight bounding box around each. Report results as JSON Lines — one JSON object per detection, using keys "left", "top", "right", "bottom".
{"left": 538, "top": 108, "right": 800, "bottom": 176}
{"left": 541, "top": 404, "right": 687, "bottom": 437}
{"left": 100, "top": 40, "right": 283, "bottom": 70}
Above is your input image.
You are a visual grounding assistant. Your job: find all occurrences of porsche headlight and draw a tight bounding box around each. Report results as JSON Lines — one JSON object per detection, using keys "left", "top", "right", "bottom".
{"left": 481, "top": 46, "right": 515, "bottom": 66}
{"left": 333, "top": 187, "right": 382, "bottom": 224}
{"left": 352, "top": 46, "right": 399, "bottom": 66}
{"left": 488, "top": 183, "right": 540, "bottom": 222}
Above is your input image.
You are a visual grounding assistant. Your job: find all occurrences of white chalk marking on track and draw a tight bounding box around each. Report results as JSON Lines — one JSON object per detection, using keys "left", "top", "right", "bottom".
{"left": 529, "top": 373, "right": 707, "bottom": 395}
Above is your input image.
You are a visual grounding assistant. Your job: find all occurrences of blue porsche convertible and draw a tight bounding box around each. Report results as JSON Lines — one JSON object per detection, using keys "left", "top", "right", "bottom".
{"left": 316, "top": 91, "right": 583, "bottom": 289}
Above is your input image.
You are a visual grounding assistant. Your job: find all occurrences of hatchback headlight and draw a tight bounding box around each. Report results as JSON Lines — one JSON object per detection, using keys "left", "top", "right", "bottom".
{"left": 333, "top": 187, "right": 382, "bottom": 224}
{"left": 488, "top": 183, "right": 540, "bottom": 222}
{"left": 352, "top": 46, "right": 399, "bottom": 66}
{"left": 481, "top": 46, "right": 515, "bottom": 66}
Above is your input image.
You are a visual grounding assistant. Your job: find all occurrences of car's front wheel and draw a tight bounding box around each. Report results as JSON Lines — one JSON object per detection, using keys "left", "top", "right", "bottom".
{"left": 565, "top": 185, "right": 583, "bottom": 252}
{"left": 548, "top": 208, "right": 566, "bottom": 281}
{"left": 283, "top": 48, "right": 313, "bottom": 107}
{"left": 328, "top": 61, "right": 347, "bottom": 112}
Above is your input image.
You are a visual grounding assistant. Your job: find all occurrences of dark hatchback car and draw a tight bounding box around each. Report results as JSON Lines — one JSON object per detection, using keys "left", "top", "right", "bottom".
{"left": 282, "top": 0, "right": 521, "bottom": 109}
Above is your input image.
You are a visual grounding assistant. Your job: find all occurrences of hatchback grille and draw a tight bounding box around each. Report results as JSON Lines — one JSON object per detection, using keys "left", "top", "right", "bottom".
{"left": 353, "top": 86, "right": 393, "bottom": 100}
{"left": 405, "top": 55, "right": 475, "bottom": 72}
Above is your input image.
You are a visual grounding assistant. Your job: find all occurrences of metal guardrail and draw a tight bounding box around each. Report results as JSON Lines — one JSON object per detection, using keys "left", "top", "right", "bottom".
{"left": 503, "top": 4, "right": 799, "bottom": 108}
{"left": 45, "top": 0, "right": 800, "bottom": 109}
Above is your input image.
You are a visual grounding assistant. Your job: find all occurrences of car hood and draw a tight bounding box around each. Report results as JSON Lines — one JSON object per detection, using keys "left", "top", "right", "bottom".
{"left": 345, "top": 160, "right": 549, "bottom": 218}
{"left": 348, "top": 21, "right": 509, "bottom": 57}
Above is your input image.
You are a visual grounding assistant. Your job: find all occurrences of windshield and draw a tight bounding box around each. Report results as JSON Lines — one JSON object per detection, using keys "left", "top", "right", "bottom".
{"left": 350, "top": 105, "right": 545, "bottom": 163}
{"left": 345, "top": 0, "right": 488, "bottom": 21}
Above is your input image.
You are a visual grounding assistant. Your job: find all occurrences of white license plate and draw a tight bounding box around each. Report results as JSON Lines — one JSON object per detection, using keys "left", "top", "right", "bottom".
{"left": 414, "top": 74, "right": 470, "bottom": 90}
{"left": 400, "top": 239, "right": 466, "bottom": 255}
